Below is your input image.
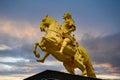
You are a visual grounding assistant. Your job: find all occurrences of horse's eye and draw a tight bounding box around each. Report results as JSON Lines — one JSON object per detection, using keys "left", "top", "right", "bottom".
{"left": 42, "top": 19, "right": 45, "bottom": 22}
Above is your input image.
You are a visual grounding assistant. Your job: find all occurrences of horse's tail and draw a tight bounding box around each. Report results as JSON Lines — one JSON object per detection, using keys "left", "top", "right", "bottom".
{"left": 78, "top": 45, "right": 96, "bottom": 78}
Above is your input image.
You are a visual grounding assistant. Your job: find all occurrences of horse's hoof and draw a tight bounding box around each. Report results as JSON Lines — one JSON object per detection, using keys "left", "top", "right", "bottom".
{"left": 33, "top": 50, "right": 36, "bottom": 54}
{"left": 36, "top": 53, "right": 40, "bottom": 58}
{"left": 37, "top": 59, "right": 44, "bottom": 63}
{"left": 80, "top": 70, "right": 87, "bottom": 76}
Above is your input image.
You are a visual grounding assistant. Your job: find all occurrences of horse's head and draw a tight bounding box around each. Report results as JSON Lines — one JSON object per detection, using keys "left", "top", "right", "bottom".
{"left": 40, "top": 15, "right": 49, "bottom": 32}
{"left": 40, "top": 15, "right": 57, "bottom": 32}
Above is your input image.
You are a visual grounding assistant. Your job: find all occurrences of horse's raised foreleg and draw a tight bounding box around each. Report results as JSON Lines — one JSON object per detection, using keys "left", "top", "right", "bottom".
{"left": 37, "top": 52, "right": 49, "bottom": 63}
{"left": 33, "top": 42, "right": 40, "bottom": 58}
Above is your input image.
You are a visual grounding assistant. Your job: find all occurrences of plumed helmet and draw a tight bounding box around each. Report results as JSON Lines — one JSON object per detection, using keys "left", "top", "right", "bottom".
{"left": 63, "top": 12, "right": 71, "bottom": 19}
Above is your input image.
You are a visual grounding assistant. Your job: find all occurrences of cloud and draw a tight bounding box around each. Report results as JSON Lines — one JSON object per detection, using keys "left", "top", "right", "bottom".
{"left": 0, "top": 76, "right": 22, "bottom": 80}
{"left": 0, "top": 18, "right": 43, "bottom": 58}
{"left": 40, "top": 60, "right": 62, "bottom": 66}
{"left": 97, "top": 74, "right": 120, "bottom": 79}
{"left": 0, "top": 18, "right": 45, "bottom": 79}
{"left": 80, "top": 32, "right": 120, "bottom": 77}
{"left": 0, "top": 18, "right": 64, "bottom": 79}
{"left": 0, "top": 18, "right": 42, "bottom": 40}
{"left": 94, "top": 63, "right": 119, "bottom": 75}
{"left": 0, "top": 44, "right": 12, "bottom": 50}
{"left": 0, "top": 57, "right": 30, "bottom": 63}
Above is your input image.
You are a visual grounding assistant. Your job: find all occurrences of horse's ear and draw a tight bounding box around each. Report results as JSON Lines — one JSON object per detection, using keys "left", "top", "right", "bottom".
{"left": 45, "top": 14, "right": 48, "bottom": 17}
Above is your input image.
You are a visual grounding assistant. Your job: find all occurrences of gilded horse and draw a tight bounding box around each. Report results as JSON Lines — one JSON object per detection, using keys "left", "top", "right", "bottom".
{"left": 33, "top": 15, "right": 96, "bottom": 78}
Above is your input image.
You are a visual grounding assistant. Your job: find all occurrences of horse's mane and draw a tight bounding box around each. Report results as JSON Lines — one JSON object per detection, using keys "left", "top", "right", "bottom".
{"left": 43, "top": 15, "right": 58, "bottom": 24}
{"left": 40, "top": 15, "right": 60, "bottom": 31}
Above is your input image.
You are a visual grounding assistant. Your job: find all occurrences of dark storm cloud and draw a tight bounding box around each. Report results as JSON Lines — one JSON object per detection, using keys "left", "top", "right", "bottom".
{"left": 0, "top": 33, "right": 32, "bottom": 58}
{"left": 0, "top": 28, "right": 58, "bottom": 61}
{"left": 80, "top": 32, "right": 120, "bottom": 73}
{"left": 0, "top": 31, "right": 63, "bottom": 76}
{"left": 0, "top": 58, "right": 63, "bottom": 76}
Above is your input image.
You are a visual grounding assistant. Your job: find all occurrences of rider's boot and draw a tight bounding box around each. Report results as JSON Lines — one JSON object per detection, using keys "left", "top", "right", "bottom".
{"left": 59, "top": 46, "right": 65, "bottom": 53}
{"left": 58, "top": 38, "right": 70, "bottom": 54}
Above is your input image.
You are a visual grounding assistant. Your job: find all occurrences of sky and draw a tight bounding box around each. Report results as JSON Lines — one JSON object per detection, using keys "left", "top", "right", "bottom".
{"left": 0, "top": 0, "right": 120, "bottom": 80}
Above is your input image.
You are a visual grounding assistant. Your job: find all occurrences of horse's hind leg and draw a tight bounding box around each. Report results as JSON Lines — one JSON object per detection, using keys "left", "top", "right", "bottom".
{"left": 84, "top": 61, "right": 96, "bottom": 78}
{"left": 63, "top": 62, "right": 75, "bottom": 74}
{"left": 75, "top": 59, "right": 87, "bottom": 76}
{"left": 33, "top": 42, "right": 40, "bottom": 58}
{"left": 79, "top": 67, "right": 87, "bottom": 76}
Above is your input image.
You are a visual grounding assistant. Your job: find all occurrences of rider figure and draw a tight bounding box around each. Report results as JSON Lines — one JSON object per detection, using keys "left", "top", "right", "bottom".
{"left": 59, "top": 12, "right": 76, "bottom": 53}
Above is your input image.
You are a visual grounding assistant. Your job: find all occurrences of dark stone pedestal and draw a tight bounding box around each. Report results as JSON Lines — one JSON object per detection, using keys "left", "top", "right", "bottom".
{"left": 24, "top": 70, "right": 102, "bottom": 80}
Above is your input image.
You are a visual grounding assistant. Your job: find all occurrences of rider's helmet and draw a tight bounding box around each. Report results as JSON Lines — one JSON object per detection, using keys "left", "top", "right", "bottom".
{"left": 63, "top": 12, "right": 71, "bottom": 19}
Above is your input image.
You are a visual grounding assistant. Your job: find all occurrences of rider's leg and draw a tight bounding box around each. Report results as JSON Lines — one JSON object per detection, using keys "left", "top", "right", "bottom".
{"left": 60, "top": 38, "right": 70, "bottom": 53}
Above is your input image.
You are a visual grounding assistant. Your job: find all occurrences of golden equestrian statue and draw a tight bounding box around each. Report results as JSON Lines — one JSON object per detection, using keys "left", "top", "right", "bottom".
{"left": 33, "top": 12, "right": 96, "bottom": 78}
